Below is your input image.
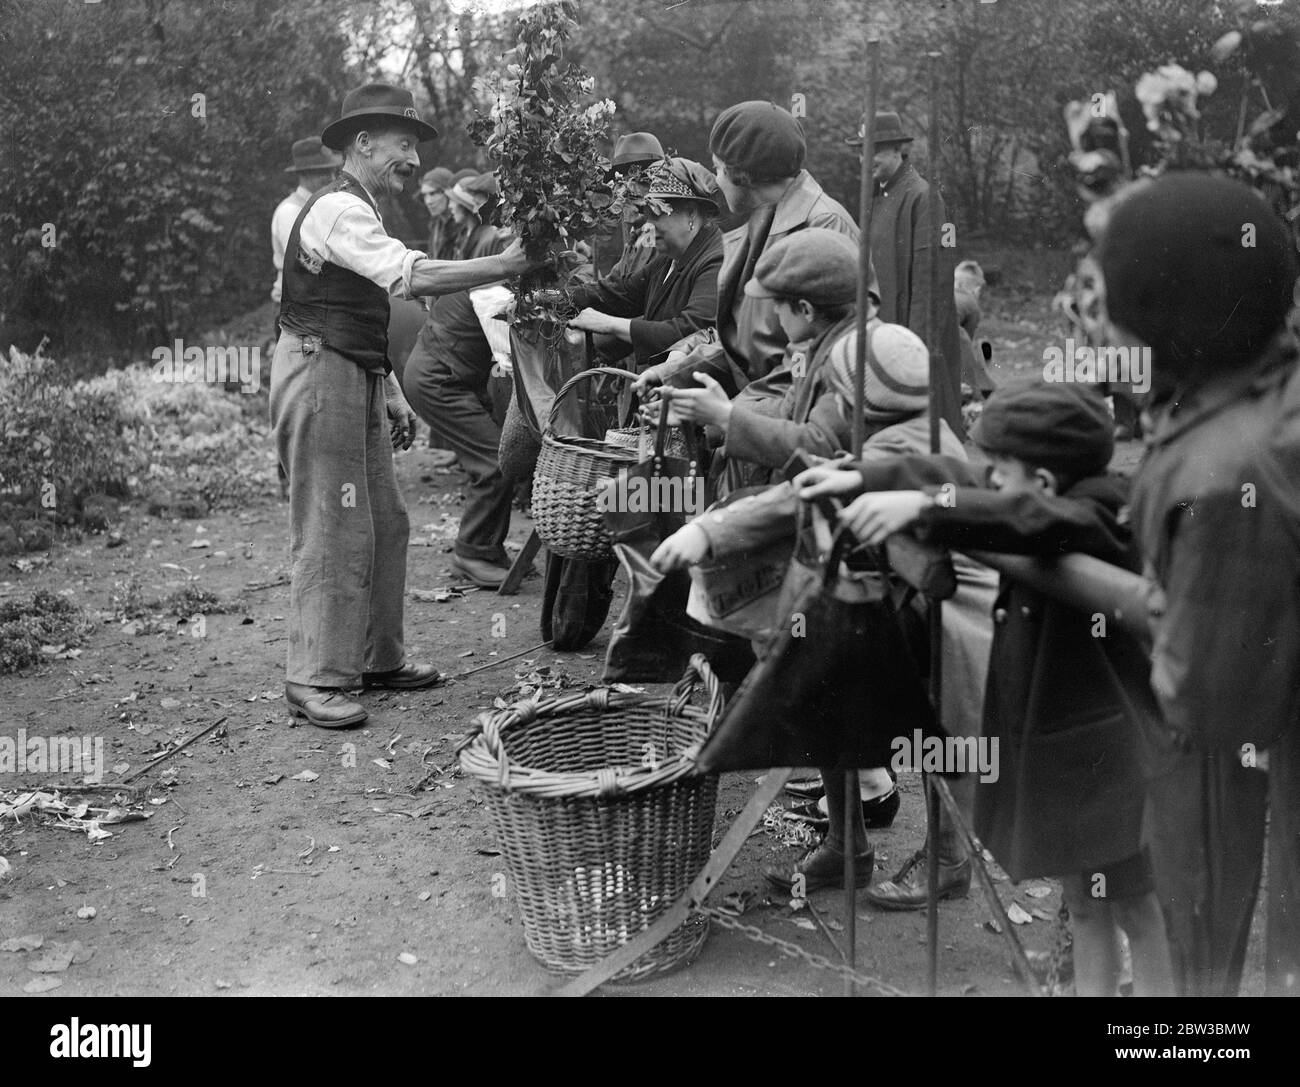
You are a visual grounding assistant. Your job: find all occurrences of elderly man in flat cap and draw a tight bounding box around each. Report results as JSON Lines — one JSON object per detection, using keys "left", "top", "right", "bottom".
{"left": 270, "top": 137, "right": 342, "bottom": 306}
{"left": 273, "top": 82, "right": 538, "bottom": 729}
{"left": 852, "top": 110, "right": 965, "bottom": 439}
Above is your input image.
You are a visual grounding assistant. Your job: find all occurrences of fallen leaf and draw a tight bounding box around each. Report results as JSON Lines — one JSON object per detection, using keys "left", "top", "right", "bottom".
{"left": 27, "top": 945, "right": 75, "bottom": 973}
{"left": 0, "top": 935, "right": 43, "bottom": 952}
{"left": 0, "top": 857, "right": 10, "bottom": 878}
{"left": 1024, "top": 884, "right": 1052, "bottom": 899}
{"left": 789, "top": 918, "right": 816, "bottom": 931}
{"left": 262, "top": 774, "right": 284, "bottom": 786}
{"left": 1006, "top": 902, "right": 1033, "bottom": 926}
{"left": 112, "top": 762, "right": 130, "bottom": 775}
{"left": 291, "top": 770, "right": 319, "bottom": 782}
{"left": 76, "top": 906, "right": 97, "bottom": 921}
{"left": 398, "top": 951, "right": 419, "bottom": 965}
{"left": 983, "top": 920, "right": 1003, "bottom": 935}
{"left": 159, "top": 697, "right": 182, "bottom": 711}
{"left": 214, "top": 979, "right": 232, "bottom": 990}
{"left": 1031, "top": 907, "right": 1055, "bottom": 922}
{"left": 23, "top": 976, "right": 63, "bottom": 994}
{"left": 372, "top": 758, "right": 392, "bottom": 770}
{"left": 457, "top": 649, "right": 474, "bottom": 657}
{"left": 418, "top": 891, "right": 432, "bottom": 902}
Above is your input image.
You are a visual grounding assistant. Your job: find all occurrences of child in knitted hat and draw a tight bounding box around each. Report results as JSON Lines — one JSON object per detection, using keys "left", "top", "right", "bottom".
{"left": 794, "top": 377, "right": 1175, "bottom": 994}
{"left": 652, "top": 311, "right": 971, "bottom": 893}
{"left": 666, "top": 227, "right": 925, "bottom": 494}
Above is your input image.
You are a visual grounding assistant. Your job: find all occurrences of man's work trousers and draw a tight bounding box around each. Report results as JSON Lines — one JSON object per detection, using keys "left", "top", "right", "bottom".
{"left": 403, "top": 352, "right": 513, "bottom": 567}
{"left": 270, "top": 333, "right": 409, "bottom": 687}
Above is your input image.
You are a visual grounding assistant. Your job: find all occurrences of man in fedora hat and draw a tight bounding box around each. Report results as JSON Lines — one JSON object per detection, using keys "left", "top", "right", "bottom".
{"left": 850, "top": 110, "right": 966, "bottom": 440}
{"left": 270, "top": 137, "right": 342, "bottom": 304}
{"left": 605, "top": 132, "right": 666, "bottom": 280}
{"left": 272, "top": 82, "right": 539, "bottom": 730}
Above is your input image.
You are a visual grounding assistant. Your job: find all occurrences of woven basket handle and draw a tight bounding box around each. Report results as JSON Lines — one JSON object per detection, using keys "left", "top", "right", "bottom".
{"left": 666, "top": 653, "right": 724, "bottom": 731}
{"left": 544, "top": 365, "right": 641, "bottom": 436}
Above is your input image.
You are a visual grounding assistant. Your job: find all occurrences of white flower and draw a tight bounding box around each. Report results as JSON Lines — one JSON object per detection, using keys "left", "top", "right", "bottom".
{"left": 1196, "top": 70, "right": 1218, "bottom": 97}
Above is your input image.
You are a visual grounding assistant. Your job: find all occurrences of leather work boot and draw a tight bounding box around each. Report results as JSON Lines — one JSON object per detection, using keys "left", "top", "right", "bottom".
{"left": 862, "top": 848, "right": 972, "bottom": 911}
{"left": 764, "top": 842, "right": 875, "bottom": 894}
{"left": 361, "top": 663, "right": 445, "bottom": 690}
{"left": 451, "top": 555, "right": 511, "bottom": 589}
{"left": 285, "top": 684, "right": 368, "bottom": 729}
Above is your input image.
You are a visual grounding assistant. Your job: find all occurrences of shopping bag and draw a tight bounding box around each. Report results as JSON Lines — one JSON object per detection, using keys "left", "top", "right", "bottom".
{"left": 685, "top": 487, "right": 794, "bottom": 643}
{"left": 601, "top": 392, "right": 753, "bottom": 682}
{"left": 694, "top": 522, "right": 942, "bottom": 773}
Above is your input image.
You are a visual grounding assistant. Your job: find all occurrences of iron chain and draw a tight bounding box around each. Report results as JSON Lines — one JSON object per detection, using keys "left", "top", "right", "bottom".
{"left": 698, "top": 906, "right": 910, "bottom": 997}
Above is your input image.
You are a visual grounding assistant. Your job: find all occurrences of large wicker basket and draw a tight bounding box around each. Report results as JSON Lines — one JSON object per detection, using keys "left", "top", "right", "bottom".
{"left": 532, "top": 366, "right": 641, "bottom": 561}
{"left": 459, "top": 655, "right": 723, "bottom": 982}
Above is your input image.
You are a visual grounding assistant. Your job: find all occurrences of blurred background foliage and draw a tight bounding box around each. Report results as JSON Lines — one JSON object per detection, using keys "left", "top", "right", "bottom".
{"left": 2, "top": 0, "right": 1296, "bottom": 366}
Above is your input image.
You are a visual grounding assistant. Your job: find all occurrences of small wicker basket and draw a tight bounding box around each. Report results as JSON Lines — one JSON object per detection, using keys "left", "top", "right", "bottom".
{"left": 603, "top": 423, "right": 690, "bottom": 460}
{"left": 531, "top": 366, "right": 641, "bottom": 561}
{"left": 458, "top": 655, "right": 723, "bottom": 982}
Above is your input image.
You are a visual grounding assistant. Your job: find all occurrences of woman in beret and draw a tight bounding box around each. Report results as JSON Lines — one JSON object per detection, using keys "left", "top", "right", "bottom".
{"left": 564, "top": 157, "right": 725, "bottom": 372}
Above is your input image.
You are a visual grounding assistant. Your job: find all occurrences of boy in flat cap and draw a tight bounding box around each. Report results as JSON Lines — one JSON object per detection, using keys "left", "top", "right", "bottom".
{"left": 795, "top": 380, "right": 1175, "bottom": 993}
{"left": 273, "top": 82, "right": 539, "bottom": 729}
{"left": 635, "top": 101, "right": 863, "bottom": 404}
{"left": 654, "top": 318, "right": 968, "bottom": 891}
{"left": 1098, "top": 172, "right": 1300, "bottom": 996}
{"left": 669, "top": 228, "right": 893, "bottom": 493}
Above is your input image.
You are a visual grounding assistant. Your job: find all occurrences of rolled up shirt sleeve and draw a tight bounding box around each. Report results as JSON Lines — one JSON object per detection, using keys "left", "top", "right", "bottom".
{"left": 297, "top": 193, "right": 426, "bottom": 299}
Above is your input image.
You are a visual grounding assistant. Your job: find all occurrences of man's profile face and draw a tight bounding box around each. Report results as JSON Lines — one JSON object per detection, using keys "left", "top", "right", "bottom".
{"left": 422, "top": 187, "right": 449, "bottom": 217}
{"left": 871, "top": 145, "right": 904, "bottom": 185}
{"left": 354, "top": 126, "right": 422, "bottom": 196}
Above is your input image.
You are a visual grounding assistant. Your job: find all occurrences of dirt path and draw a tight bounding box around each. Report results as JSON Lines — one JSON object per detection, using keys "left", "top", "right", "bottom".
{"left": 0, "top": 442, "right": 1264, "bottom": 997}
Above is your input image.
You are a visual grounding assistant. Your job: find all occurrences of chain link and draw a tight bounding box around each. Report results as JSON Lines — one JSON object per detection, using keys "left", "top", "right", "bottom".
{"left": 699, "top": 906, "right": 910, "bottom": 997}
{"left": 1044, "top": 901, "right": 1071, "bottom": 997}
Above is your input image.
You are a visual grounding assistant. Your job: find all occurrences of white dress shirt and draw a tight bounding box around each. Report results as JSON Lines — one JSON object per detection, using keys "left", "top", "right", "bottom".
{"left": 291, "top": 176, "right": 424, "bottom": 301}
{"left": 270, "top": 185, "right": 311, "bottom": 304}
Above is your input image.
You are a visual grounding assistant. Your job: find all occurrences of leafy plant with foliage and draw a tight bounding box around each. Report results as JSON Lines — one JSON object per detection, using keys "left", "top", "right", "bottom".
{"left": 469, "top": 0, "right": 638, "bottom": 321}
{"left": 0, "top": 345, "right": 275, "bottom": 523}
{"left": 0, "top": 344, "right": 148, "bottom": 513}
{"left": 0, "top": 591, "right": 97, "bottom": 674}
{"left": 1068, "top": 2, "right": 1300, "bottom": 240}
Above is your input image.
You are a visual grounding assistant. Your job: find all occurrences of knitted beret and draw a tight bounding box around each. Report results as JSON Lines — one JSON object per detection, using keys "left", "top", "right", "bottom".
{"left": 825, "top": 321, "right": 930, "bottom": 414}
{"left": 709, "top": 100, "right": 805, "bottom": 182}
{"left": 1097, "top": 173, "right": 1297, "bottom": 380}
{"left": 970, "top": 377, "right": 1114, "bottom": 483}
